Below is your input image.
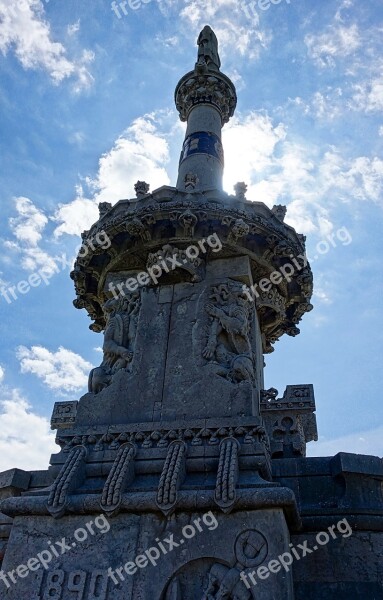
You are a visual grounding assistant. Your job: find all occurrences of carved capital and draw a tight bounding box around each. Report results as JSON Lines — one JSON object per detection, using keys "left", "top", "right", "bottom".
{"left": 175, "top": 70, "right": 237, "bottom": 124}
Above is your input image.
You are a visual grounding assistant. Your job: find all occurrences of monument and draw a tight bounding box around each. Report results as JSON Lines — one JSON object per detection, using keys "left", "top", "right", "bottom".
{"left": 0, "top": 26, "right": 382, "bottom": 600}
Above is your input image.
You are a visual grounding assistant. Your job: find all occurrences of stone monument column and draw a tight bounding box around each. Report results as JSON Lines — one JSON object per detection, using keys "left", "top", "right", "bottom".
{"left": 175, "top": 25, "right": 237, "bottom": 192}
{"left": 0, "top": 26, "right": 317, "bottom": 600}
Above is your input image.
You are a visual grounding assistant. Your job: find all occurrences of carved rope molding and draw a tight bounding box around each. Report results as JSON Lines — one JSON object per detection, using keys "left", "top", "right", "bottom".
{"left": 156, "top": 440, "right": 187, "bottom": 515}
{"left": 100, "top": 442, "right": 136, "bottom": 516}
{"left": 47, "top": 445, "right": 87, "bottom": 519}
{"left": 215, "top": 437, "right": 240, "bottom": 513}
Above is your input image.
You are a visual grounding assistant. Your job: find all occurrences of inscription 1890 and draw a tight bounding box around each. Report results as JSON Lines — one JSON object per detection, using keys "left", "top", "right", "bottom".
{"left": 36, "top": 569, "right": 109, "bottom": 600}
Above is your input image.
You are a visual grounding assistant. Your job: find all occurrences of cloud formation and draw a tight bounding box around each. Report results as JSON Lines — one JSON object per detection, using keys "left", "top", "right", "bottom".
{"left": 53, "top": 114, "right": 171, "bottom": 237}
{"left": 0, "top": 0, "right": 93, "bottom": 89}
{"left": 0, "top": 388, "right": 56, "bottom": 471}
{"left": 17, "top": 345, "right": 93, "bottom": 393}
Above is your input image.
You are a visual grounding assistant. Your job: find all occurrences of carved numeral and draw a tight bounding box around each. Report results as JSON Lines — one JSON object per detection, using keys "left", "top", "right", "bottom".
{"left": 40, "top": 570, "right": 109, "bottom": 599}
{"left": 67, "top": 570, "right": 87, "bottom": 599}
{"left": 43, "top": 569, "right": 65, "bottom": 600}
{"left": 88, "top": 571, "right": 108, "bottom": 599}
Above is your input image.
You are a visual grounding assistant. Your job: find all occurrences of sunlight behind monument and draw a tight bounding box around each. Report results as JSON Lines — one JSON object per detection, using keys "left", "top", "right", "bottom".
{"left": 0, "top": 26, "right": 382, "bottom": 600}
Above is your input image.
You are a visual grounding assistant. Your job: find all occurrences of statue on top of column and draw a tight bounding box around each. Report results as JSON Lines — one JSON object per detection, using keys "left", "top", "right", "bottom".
{"left": 197, "top": 25, "right": 221, "bottom": 71}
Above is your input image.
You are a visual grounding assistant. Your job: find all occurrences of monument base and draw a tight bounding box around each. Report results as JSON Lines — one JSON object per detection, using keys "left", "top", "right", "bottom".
{"left": 1, "top": 507, "right": 294, "bottom": 599}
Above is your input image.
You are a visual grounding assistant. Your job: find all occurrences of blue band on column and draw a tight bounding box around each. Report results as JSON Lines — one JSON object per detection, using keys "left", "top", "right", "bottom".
{"left": 179, "top": 131, "right": 224, "bottom": 166}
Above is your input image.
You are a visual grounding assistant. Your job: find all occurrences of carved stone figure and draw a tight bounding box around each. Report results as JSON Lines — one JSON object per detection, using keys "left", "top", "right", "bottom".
{"left": 184, "top": 172, "right": 199, "bottom": 190}
{"left": 201, "top": 563, "right": 251, "bottom": 599}
{"left": 203, "top": 282, "right": 255, "bottom": 383}
{"left": 179, "top": 208, "right": 198, "bottom": 236}
{"left": 88, "top": 293, "right": 140, "bottom": 394}
{"left": 197, "top": 26, "right": 221, "bottom": 71}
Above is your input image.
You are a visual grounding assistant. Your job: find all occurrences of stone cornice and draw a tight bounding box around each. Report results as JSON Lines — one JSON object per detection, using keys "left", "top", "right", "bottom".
{"left": 71, "top": 191, "right": 313, "bottom": 352}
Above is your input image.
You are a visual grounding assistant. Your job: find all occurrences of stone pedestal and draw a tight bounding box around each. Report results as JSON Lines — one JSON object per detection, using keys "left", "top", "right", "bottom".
{"left": 0, "top": 26, "right": 331, "bottom": 600}
{"left": 1, "top": 507, "right": 295, "bottom": 599}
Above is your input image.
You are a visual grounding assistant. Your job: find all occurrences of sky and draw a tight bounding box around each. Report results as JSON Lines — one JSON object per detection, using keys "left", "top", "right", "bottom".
{"left": 0, "top": 0, "right": 382, "bottom": 471}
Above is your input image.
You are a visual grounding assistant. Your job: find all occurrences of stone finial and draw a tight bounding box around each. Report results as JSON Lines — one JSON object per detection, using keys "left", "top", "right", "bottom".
{"left": 184, "top": 173, "right": 199, "bottom": 191}
{"left": 234, "top": 182, "right": 248, "bottom": 200}
{"left": 196, "top": 25, "right": 221, "bottom": 72}
{"left": 272, "top": 205, "right": 287, "bottom": 222}
{"left": 98, "top": 202, "right": 112, "bottom": 218}
{"left": 134, "top": 181, "right": 150, "bottom": 198}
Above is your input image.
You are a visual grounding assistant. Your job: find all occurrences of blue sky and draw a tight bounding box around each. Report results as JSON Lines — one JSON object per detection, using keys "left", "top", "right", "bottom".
{"left": 0, "top": 0, "right": 382, "bottom": 470}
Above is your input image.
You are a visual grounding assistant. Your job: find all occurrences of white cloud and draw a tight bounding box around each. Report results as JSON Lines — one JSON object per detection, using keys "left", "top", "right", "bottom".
{"left": 4, "top": 197, "right": 59, "bottom": 273}
{"left": 0, "top": 388, "right": 56, "bottom": 472}
{"left": 319, "top": 151, "right": 383, "bottom": 207}
{"left": 305, "top": 24, "right": 361, "bottom": 68}
{"left": 9, "top": 196, "right": 47, "bottom": 246}
{"left": 223, "top": 112, "right": 286, "bottom": 195}
{"left": 67, "top": 20, "right": 80, "bottom": 36}
{"left": 312, "top": 277, "right": 333, "bottom": 305}
{"left": 0, "top": 0, "right": 93, "bottom": 89}
{"left": 53, "top": 186, "right": 99, "bottom": 239}
{"left": 178, "top": 0, "right": 271, "bottom": 61}
{"left": 287, "top": 89, "right": 344, "bottom": 121}
{"left": 17, "top": 345, "right": 93, "bottom": 393}
{"left": 0, "top": 365, "right": 4, "bottom": 382}
{"left": 351, "top": 74, "right": 383, "bottom": 113}
{"left": 308, "top": 426, "right": 383, "bottom": 458}
{"left": 53, "top": 114, "right": 171, "bottom": 237}
{"left": 94, "top": 115, "right": 171, "bottom": 203}
{"left": 223, "top": 113, "right": 383, "bottom": 235}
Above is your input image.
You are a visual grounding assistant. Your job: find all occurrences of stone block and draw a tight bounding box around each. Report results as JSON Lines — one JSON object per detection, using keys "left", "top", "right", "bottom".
{"left": 1, "top": 508, "right": 294, "bottom": 599}
{"left": 0, "top": 470, "right": 30, "bottom": 498}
